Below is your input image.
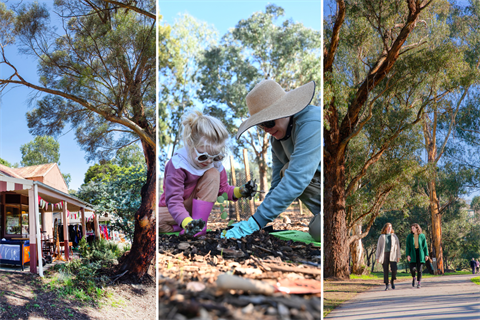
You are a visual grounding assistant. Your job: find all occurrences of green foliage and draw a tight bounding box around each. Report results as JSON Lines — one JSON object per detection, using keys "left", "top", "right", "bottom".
{"left": 20, "top": 135, "right": 60, "bottom": 167}
{"left": 472, "top": 197, "right": 480, "bottom": 214}
{"left": 0, "top": 2, "right": 15, "bottom": 46}
{"left": 46, "top": 238, "right": 129, "bottom": 303}
{"left": 217, "top": 192, "right": 229, "bottom": 219}
{"left": 159, "top": 13, "right": 218, "bottom": 158}
{"left": 77, "top": 166, "right": 145, "bottom": 240}
{"left": 78, "top": 238, "right": 126, "bottom": 263}
{"left": 196, "top": 4, "right": 320, "bottom": 187}
{"left": 62, "top": 173, "right": 71, "bottom": 188}
{"left": 112, "top": 144, "right": 145, "bottom": 168}
{"left": 83, "top": 162, "right": 123, "bottom": 184}
{"left": 0, "top": 158, "right": 11, "bottom": 167}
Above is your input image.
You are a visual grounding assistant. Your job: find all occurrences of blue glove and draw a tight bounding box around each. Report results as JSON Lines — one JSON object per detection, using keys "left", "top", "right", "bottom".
{"left": 221, "top": 216, "right": 260, "bottom": 239}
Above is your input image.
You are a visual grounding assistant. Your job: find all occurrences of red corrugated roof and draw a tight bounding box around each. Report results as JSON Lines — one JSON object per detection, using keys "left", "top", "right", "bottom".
{"left": 12, "top": 163, "right": 57, "bottom": 178}
{"left": 0, "top": 163, "right": 24, "bottom": 179}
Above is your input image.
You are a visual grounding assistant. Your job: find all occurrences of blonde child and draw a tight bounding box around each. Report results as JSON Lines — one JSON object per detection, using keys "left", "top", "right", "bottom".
{"left": 159, "top": 110, "right": 256, "bottom": 237}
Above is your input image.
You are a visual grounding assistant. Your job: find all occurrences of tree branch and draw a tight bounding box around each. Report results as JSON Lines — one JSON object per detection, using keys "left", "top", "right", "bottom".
{"left": 0, "top": 78, "right": 154, "bottom": 148}
{"left": 324, "top": 0, "right": 345, "bottom": 73}
{"left": 100, "top": 0, "right": 155, "bottom": 19}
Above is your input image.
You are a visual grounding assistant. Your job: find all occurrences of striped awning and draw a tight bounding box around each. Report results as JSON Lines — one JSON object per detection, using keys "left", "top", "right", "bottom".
{"left": 0, "top": 176, "right": 33, "bottom": 192}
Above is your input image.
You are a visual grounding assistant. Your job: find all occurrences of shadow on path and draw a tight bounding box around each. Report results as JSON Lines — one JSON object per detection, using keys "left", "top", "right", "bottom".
{"left": 326, "top": 274, "right": 480, "bottom": 320}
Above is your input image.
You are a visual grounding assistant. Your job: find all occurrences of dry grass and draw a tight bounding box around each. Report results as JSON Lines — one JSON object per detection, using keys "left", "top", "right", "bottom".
{"left": 323, "top": 278, "right": 384, "bottom": 318}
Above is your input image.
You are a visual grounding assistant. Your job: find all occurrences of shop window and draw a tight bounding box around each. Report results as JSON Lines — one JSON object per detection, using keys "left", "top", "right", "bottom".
{"left": 6, "top": 205, "right": 28, "bottom": 236}
{"left": 21, "top": 208, "right": 29, "bottom": 235}
{"left": 5, "top": 194, "right": 20, "bottom": 204}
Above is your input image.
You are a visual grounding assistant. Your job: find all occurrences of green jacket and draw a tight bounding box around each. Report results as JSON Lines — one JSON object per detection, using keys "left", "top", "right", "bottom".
{"left": 406, "top": 233, "right": 429, "bottom": 264}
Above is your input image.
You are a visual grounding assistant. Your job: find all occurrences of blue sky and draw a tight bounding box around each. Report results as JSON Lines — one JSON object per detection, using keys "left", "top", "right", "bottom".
{"left": 159, "top": 1, "right": 321, "bottom": 34}
{"left": 0, "top": 1, "right": 91, "bottom": 191}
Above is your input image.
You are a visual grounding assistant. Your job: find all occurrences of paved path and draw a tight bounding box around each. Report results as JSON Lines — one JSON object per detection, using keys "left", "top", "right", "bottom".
{"left": 326, "top": 274, "right": 480, "bottom": 319}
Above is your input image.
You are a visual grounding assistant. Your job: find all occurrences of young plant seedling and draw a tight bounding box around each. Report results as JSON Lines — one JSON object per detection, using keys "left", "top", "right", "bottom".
{"left": 217, "top": 192, "right": 229, "bottom": 219}
{"left": 184, "top": 218, "right": 206, "bottom": 236}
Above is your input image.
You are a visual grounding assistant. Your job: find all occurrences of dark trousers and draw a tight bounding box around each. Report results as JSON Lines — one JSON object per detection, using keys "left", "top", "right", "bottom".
{"left": 409, "top": 248, "right": 424, "bottom": 282}
{"left": 472, "top": 266, "right": 476, "bottom": 275}
{"left": 382, "top": 251, "right": 397, "bottom": 284}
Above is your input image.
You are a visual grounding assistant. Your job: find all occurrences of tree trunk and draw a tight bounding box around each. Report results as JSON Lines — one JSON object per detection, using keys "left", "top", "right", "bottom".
{"left": 257, "top": 149, "right": 268, "bottom": 202}
{"left": 424, "top": 116, "right": 444, "bottom": 275}
{"left": 350, "top": 223, "right": 366, "bottom": 275}
{"left": 324, "top": 121, "right": 349, "bottom": 279}
{"left": 429, "top": 182, "right": 444, "bottom": 274}
{"left": 119, "top": 140, "right": 156, "bottom": 279}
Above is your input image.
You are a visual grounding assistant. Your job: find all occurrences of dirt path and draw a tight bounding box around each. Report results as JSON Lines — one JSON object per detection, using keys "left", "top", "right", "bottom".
{"left": 0, "top": 271, "right": 155, "bottom": 320}
{"left": 325, "top": 274, "right": 480, "bottom": 319}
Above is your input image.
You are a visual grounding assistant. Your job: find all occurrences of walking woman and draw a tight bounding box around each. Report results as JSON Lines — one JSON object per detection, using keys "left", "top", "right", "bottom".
{"left": 406, "top": 223, "right": 429, "bottom": 288}
{"left": 375, "top": 223, "right": 401, "bottom": 290}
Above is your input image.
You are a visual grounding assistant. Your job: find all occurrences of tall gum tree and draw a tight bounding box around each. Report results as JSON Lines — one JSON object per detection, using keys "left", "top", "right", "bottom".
{"left": 418, "top": 1, "right": 480, "bottom": 274}
{"left": 324, "top": 0, "right": 436, "bottom": 279}
{"left": 0, "top": 0, "right": 164, "bottom": 279}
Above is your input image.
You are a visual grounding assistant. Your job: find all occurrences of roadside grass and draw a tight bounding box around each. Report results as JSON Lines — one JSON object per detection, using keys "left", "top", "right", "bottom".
{"left": 472, "top": 276, "right": 480, "bottom": 285}
{"left": 41, "top": 238, "right": 130, "bottom": 306}
{"left": 325, "top": 270, "right": 472, "bottom": 318}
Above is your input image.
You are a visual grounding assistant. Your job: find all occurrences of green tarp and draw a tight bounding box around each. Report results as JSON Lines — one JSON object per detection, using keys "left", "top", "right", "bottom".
{"left": 270, "top": 230, "right": 321, "bottom": 247}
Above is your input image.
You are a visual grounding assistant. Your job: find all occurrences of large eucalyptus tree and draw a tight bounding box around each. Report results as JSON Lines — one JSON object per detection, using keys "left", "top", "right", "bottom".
{"left": 0, "top": 0, "right": 164, "bottom": 279}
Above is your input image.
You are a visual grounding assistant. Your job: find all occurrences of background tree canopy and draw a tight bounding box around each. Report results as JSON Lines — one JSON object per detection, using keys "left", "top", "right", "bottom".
{"left": 195, "top": 4, "right": 320, "bottom": 198}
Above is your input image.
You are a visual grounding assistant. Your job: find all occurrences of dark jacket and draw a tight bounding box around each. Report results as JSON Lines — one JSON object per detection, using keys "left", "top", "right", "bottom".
{"left": 406, "top": 233, "right": 429, "bottom": 264}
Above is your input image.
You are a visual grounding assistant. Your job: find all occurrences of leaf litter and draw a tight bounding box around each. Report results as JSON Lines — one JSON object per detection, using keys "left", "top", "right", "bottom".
{"left": 159, "top": 211, "right": 321, "bottom": 320}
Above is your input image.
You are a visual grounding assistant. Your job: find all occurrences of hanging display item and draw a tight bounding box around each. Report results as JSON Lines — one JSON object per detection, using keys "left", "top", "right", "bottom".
{"left": 37, "top": 196, "right": 83, "bottom": 219}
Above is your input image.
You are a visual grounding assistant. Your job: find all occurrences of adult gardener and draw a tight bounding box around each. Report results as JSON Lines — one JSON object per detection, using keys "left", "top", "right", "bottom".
{"left": 222, "top": 80, "right": 320, "bottom": 242}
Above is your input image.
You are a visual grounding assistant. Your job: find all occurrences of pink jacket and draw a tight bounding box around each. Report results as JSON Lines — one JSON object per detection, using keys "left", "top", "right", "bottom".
{"left": 159, "top": 158, "right": 235, "bottom": 226}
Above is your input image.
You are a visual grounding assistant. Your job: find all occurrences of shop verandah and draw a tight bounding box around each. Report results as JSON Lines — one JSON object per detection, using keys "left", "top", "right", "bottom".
{"left": 0, "top": 174, "right": 98, "bottom": 276}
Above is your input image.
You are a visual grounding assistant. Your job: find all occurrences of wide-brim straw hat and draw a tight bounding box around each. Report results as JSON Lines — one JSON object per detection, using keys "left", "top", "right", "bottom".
{"left": 236, "top": 79, "right": 316, "bottom": 139}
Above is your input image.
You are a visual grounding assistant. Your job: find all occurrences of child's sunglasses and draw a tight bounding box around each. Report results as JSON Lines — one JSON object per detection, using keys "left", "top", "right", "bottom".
{"left": 257, "top": 120, "right": 276, "bottom": 129}
{"left": 194, "top": 147, "right": 225, "bottom": 163}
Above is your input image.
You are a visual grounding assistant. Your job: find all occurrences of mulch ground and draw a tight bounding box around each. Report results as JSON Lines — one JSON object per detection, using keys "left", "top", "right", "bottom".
{"left": 0, "top": 262, "right": 156, "bottom": 320}
{"left": 159, "top": 210, "right": 321, "bottom": 320}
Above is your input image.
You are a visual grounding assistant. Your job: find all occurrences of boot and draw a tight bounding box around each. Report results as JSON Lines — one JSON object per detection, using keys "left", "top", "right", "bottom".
{"left": 182, "top": 199, "right": 214, "bottom": 237}
{"left": 412, "top": 277, "right": 416, "bottom": 287}
{"left": 391, "top": 279, "right": 395, "bottom": 290}
{"left": 172, "top": 225, "right": 183, "bottom": 232}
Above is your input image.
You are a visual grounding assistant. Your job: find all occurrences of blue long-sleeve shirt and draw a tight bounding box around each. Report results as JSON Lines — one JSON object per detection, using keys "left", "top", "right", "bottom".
{"left": 253, "top": 105, "right": 321, "bottom": 227}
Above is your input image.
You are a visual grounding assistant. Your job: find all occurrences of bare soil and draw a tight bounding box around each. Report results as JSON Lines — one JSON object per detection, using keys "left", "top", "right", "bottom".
{"left": 0, "top": 266, "right": 155, "bottom": 320}
{"left": 159, "top": 210, "right": 321, "bottom": 320}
